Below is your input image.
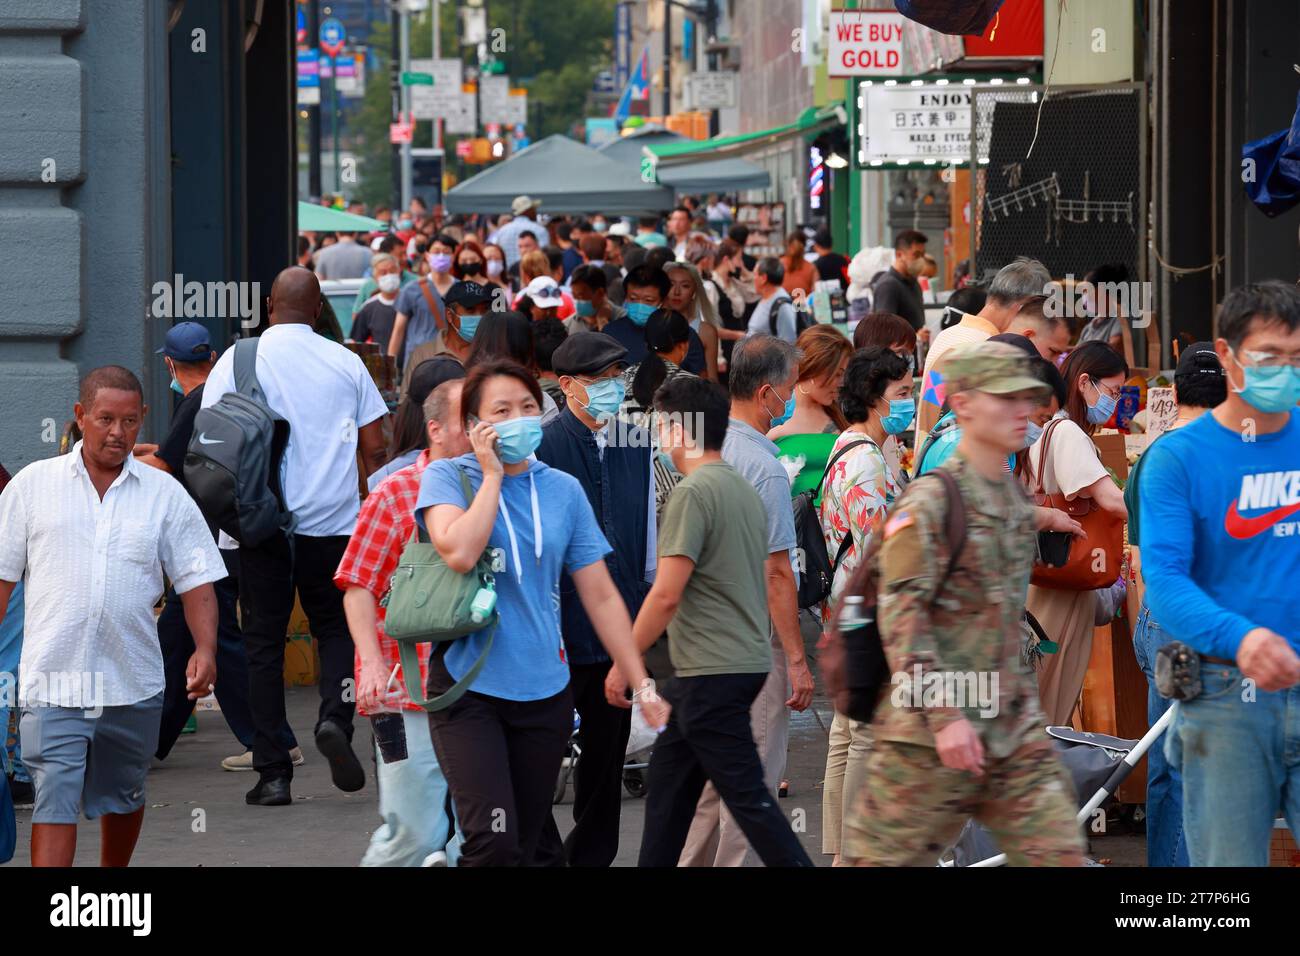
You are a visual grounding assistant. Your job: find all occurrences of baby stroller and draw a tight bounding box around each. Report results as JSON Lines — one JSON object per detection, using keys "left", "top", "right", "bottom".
{"left": 553, "top": 704, "right": 657, "bottom": 804}
{"left": 939, "top": 707, "right": 1176, "bottom": 867}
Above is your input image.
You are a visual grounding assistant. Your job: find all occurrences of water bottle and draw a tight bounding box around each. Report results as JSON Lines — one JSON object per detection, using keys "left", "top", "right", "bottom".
{"left": 838, "top": 594, "right": 871, "bottom": 632}
{"left": 469, "top": 586, "right": 497, "bottom": 624}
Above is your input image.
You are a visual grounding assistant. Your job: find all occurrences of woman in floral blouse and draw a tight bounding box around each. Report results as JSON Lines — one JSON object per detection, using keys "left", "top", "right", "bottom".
{"left": 816, "top": 345, "right": 913, "bottom": 865}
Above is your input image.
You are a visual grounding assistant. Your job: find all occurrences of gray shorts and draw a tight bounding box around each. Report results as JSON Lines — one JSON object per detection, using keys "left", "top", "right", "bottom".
{"left": 19, "top": 692, "right": 164, "bottom": 824}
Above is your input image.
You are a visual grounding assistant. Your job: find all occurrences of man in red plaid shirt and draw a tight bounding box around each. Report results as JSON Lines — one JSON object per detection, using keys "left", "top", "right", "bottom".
{"left": 335, "top": 375, "right": 469, "bottom": 866}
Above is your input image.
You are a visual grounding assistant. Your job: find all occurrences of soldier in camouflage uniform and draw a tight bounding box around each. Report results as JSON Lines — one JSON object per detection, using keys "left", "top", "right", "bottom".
{"left": 844, "top": 341, "right": 1085, "bottom": 866}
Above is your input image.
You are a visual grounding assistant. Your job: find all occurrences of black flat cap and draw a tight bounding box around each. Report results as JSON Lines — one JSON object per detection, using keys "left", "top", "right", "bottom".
{"left": 443, "top": 281, "right": 494, "bottom": 308}
{"left": 552, "top": 331, "right": 629, "bottom": 377}
{"left": 407, "top": 355, "right": 466, "bottom": 405}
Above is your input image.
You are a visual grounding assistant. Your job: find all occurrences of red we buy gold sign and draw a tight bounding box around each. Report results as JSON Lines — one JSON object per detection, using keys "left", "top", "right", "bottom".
{"left": 828, "top": 11, "right": 905, "bottom": 76}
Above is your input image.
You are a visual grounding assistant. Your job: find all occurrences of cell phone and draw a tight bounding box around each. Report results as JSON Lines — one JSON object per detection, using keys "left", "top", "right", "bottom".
{"left": 1036, "top": 529, "right": 1073, "bottom": 568}
{"left": 466, "top": 414, "right": 502, "bottom": 459}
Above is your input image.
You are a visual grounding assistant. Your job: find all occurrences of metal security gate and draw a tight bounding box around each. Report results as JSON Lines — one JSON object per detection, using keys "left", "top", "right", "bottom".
{"left": 968, "top": 82, "right": 1148, "bottom": 297}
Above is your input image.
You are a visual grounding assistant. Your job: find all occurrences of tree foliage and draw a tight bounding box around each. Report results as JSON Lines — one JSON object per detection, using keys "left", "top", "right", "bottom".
{"left": 351, "top": 0, "right": 617, "bottom": 207}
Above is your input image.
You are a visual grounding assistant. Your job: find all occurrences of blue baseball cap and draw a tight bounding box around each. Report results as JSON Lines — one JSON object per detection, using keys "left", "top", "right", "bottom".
{"left": 156, "top": 322, "right": 212, "bottom": 361}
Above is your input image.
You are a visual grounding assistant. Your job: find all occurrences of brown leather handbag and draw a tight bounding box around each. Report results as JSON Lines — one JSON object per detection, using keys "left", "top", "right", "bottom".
{"left": 1028, "top": 419, "right": 1125, "bottom": 591}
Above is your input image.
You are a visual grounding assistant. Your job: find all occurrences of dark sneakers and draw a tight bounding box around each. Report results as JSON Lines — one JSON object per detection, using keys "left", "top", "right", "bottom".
{"left": 245, "top": 777, "right": 291, "bottom": 806}
{"left": 314, "top": 720, "right": 365, "bottom": 793}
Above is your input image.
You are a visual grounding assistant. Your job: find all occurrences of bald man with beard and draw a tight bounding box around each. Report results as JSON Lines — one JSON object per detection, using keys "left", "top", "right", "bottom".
{"left": 200, "top": 266, "right": 390, "bottom": 806}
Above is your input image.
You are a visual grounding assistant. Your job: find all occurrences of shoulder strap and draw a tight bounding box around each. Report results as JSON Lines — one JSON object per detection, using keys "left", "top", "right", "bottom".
{"left": 817, "top": 438, "right": 872, "bottom": 497}
{"left": 1031, "top": 417, "right": 1066, "bottom": 496}
{"left": 418, "top": 278, "right": 446, "bottom": 332}
{"left": 823, "top": 438, "right": 881, "bottom": 574}
{"left": 916, "top": 413, "right": 958, "bottom": 473}
{"left": 232, "top": 337, "right": 262, "bottom": 401}
{"left": 398, "top": 624, "right": 496, "bottom": 712}
{"left": 928, "top": 469, "right": 968, "bottom": 580}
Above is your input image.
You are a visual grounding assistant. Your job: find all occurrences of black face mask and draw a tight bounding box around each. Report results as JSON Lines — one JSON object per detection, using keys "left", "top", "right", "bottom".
{"left": 459, "top": 261, "right": 484, "bottom": 277}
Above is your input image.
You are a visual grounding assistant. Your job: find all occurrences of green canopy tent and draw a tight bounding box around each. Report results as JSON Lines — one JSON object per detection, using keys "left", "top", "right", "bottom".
{"left": 297, "top": 201, "right": 386, "bottom": 233}
{"left": 444, "top": 134, "right": 674, "bottom": 215}
{"left": 598, "top": 126, "right": 771, "bottom": 193}
{"left": 645, "top": 104, "right": 847, "bottom": 172}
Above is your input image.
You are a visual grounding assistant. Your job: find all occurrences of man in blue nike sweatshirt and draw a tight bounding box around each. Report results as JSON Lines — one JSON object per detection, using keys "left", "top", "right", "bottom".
{"left": 1141, "top": 281, "right": 1300, "bottom": 866}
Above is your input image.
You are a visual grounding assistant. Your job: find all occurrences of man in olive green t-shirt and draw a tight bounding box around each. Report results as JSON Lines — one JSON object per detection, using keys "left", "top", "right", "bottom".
{"left": 627, "top": 375, "right": 812, "bottom": 867}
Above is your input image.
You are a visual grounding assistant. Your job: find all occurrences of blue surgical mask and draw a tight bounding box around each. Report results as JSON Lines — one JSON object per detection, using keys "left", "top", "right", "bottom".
{"left": 454, "top": 311, "right": 482, "bottom": 341}
{"left": 625, "top": 302, "right": 656, "bottom": 326}
{"left": 1085, "top": 380, "right": 1118, "bottom": 424}
{"left": 397, "top": 218, "right": 413, "bottom": 230}
{"left": 592, "top": 220, "right": 608, "bottom": 233}
{"left": 880, "top": 398, "right": 915, "bottom": 435}
{"left": 766, "top": 385, "right": 796, "bottom": 427}
{"left": 170, "top": 377, "right": 184, "bottom": 395}
{"left": 574, "top": 299, "right": 596, "bottom": 319}
{"left": 493, "top": 415, "right": 544, "bottom": 464}
{"left": 1232, "top": 351, "right": 1300, "bottom": 413}
{"left": 1024, "top": 419, "right": 1044, "bottom": 448}
{"left": 578, "top": 377, "right": 626, "bottom": 419}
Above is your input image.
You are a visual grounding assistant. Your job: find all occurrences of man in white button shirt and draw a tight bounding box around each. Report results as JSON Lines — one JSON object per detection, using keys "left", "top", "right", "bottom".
{"left": 202, "top": 267, "right": 389, "bottom": 806}
{"left": 0, "top": 367, "right": 225, "bottom": 866}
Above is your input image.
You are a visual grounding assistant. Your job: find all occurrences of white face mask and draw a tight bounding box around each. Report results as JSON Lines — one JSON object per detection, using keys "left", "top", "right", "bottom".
{"left": 486, "top": 260, "right": 504, "bottom": 278}
{"left": 377, "top": 273, "right": 401, "bottom": 294}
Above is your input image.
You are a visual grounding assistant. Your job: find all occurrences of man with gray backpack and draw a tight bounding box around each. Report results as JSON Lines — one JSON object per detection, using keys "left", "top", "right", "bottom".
{"left": 195, "top": 267, "right": 388, "bottom": 806}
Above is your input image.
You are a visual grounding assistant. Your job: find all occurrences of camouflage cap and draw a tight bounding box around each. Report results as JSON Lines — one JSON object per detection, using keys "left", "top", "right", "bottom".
{"left": 944, "top": 340, "right": 1051, "bottom": 397}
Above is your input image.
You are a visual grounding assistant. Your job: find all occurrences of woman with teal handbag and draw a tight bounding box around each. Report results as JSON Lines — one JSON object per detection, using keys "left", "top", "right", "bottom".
{"left": 414, "top": 360, "right": 668, "bottom": 866}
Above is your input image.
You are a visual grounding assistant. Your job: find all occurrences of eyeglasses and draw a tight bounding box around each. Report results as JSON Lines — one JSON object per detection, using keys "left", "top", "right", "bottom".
{"left": 1090, "top": 378, "right": 1122, "bottom": 401}
{"left": 1239, "top": 348, "right": 1300, "bottom": 370}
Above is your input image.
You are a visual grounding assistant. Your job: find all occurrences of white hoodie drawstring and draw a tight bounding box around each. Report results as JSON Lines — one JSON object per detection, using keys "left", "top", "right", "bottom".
{"left": 497, "top": 472, "right": 543, "bottom": 583}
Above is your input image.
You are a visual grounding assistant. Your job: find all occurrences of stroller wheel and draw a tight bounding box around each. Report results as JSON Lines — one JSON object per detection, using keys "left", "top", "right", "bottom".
{"left": 622, "top": 769, "right": 646, "bottom": 798}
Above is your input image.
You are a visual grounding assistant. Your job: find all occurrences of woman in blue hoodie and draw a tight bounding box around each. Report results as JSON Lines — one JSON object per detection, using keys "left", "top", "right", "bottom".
{"left": 416, "top": 359, "right": 667, "bottom": 866}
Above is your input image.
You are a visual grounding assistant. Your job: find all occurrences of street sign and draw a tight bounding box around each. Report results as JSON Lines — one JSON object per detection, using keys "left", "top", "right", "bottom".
{"left": 687, "top": 72, "right": 737, "bottom": 110}
{"left": 827, "top": 10, "right": 904, "bottom": 77}
{"left": 443, "top": 85, "right": 478, "bottom": 135}
{"left": 479, "top": 74, "right": 510, "bottom": 125}
{"left": 295, "top": 4, "right": 307, "bottom": 44}
{"left": 319, "top": 17, "right": 346, "bottom": 58}
{"left": 389, "top": 117, "right": 414, "bottom": 144}
{"left": 401, "top": 72, "right": 433, "bottom": 86}
{"left": 504, "top": 89, "right": 528, "bottom": 127}
{"left": 410, "top": 58, "right": 463, "bottom": 120}
{"left": 296, "top": 47, "right": 320, "bottom": 106}
{"left": 456, "top": 139, "right": 473, "bottom": 159}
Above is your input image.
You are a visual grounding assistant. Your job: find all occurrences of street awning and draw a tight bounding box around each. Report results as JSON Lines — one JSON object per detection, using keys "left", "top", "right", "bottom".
{"left": 598, "top": 126, "right": 771, "bottom": 193}
{"left": 645, "top": 103, "right": 847, "bottom": 169}
{"left": 445, "top": 134, "right": 674, "bottom": 215}
{"left": 297, "top": 201, "right": 386, "bottom": 233}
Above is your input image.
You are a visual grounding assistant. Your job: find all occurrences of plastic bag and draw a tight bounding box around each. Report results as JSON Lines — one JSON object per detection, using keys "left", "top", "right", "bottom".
{"left": 1243, "top": 89, "right": 1300, "bottom": 217}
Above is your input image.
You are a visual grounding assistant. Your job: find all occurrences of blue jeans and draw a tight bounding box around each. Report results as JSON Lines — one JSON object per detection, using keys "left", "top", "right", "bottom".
{"left": 0, "top": 581, "right": 27, "bottom": 782}
{"left": 1165, "top": 660, "right": 1300, "bottom": 866}
{"left": 362, "top": 709, "right": 461, "bottom": 866}
{"left": 1131, "top": 604, "right": 1187, "bottom": 866}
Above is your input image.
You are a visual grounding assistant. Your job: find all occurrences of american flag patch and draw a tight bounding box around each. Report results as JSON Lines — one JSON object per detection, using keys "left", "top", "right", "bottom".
{"left": 884, "top": 512, "right": 914, "bottom": 538}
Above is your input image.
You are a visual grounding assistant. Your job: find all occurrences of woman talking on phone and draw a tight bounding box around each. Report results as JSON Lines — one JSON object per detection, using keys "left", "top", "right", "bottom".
{"left": 416, "top": 360, "right": 667, "bottom": 866}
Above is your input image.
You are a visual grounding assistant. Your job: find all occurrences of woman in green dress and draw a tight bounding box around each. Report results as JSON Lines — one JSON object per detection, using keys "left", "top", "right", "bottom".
{"left": 768, "top": 324, "right": 854, "bottom": 502}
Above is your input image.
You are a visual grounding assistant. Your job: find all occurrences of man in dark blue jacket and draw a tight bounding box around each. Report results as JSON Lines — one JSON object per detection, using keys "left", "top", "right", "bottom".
{"left": 535, "top": 332, "right": 655, "bottom": 866}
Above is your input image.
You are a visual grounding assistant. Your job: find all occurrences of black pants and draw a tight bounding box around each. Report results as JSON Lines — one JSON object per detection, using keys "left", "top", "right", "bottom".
{"left": 536, "top": 660, "right": 632, "bottom": 867}
{"left": 155, "top": 562, "right": 298, "bottom": 760}
{"left": 238, "top": 532, "right": 354, "bottom": 780}
{"left": 638, "top": 672, "right": 813, "bottom": 867}
{"left": 425, "top": 651, "right": 572, "bottom": 867}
